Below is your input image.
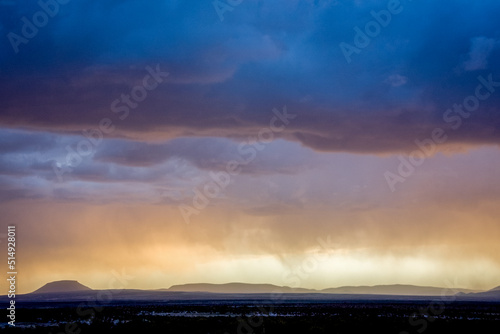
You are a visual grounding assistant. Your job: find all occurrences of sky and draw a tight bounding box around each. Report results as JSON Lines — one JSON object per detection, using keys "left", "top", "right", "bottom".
{"left": 0, "top": 0, "right": 500, "bottom": 294}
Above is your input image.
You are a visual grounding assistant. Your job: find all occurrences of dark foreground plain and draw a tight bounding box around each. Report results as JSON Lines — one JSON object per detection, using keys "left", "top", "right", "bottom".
{"left": 3, "top": 300, "right": 499, "bottom": 334}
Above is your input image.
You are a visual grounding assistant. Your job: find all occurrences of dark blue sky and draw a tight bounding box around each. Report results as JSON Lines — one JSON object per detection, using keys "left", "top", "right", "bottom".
{"left": 1, "top": 0, "right": 500, "bottom": 152}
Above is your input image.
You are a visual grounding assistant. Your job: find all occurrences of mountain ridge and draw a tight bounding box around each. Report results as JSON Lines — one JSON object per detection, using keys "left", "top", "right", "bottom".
{"left": 168, "top": 282, "right": 311, "bottom": 294}
{"left": 27, "top": 280, "right": 489, "bottom": 296}
{"left": 168, "top": 282, "right": 479, "bottom": 296}
{"left": 3, "top": 280, "right": 497, "bottom": 302}
{"left": 31, "top": 280, "right": 92, "bottom": 294}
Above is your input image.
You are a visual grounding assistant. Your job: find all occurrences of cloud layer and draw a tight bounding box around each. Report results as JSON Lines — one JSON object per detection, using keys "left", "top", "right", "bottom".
{"left": 1, "top": 0, "right": 500, "bottom": 153}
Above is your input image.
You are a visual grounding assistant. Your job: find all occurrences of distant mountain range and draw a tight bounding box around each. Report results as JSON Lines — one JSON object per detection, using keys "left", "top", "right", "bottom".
{"left": 8, "top": 280, "right": 498, "bottom": 302}
{"left": 167, "top": 283, "right": 311, "bottom": 294}
{"left": 167, "top": 283, "right": 479, "bottom": 296}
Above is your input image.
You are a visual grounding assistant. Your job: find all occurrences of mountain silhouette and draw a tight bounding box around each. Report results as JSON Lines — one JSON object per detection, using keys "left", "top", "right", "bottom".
{"left": 321, "top": 284, "right": 476, "bottom": 296}
{"left": 168, "top": 282, "right": 311, "bottom": 294}
{"left": 31, "top": 280, "right": 92, "bottom": 294}
{"left": 168, "top": 282, "right": 477, "bottom": 296}
{"left": 3, "top": 280, "right": 498, "bottom": 303}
